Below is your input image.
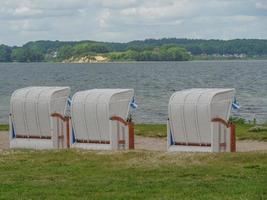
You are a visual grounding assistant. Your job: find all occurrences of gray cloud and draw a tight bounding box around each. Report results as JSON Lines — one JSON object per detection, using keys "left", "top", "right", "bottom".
{"left": 0, "top": 0, "right": 266, "bottom": 45}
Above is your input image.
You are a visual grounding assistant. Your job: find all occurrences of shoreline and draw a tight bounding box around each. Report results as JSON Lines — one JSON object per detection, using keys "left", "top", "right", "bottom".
{"left": 1, "top": 59, "right": 267, "bottom": 64}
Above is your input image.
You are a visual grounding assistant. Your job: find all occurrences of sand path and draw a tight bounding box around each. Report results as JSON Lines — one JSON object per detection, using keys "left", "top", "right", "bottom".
{"left": 1, "top": 131, "right": 267, "bottom": 152}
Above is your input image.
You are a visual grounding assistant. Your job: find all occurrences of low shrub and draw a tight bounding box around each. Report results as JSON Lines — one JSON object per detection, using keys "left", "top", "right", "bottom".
{"left": 248, "top": 126, "right": 267, "bottom": 132}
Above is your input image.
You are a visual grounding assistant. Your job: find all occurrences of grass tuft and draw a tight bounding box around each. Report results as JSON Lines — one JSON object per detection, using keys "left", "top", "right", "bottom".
{"left": 0, "top": 124, "right": 8, "bottom": 131}
{"left": 248, "top": 126, "right": 267, "bottom": 132}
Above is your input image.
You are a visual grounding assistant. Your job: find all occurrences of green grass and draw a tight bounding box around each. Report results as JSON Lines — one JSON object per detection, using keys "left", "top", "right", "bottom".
{"left": 0, "top": 150, "right": 267, "bottom": 199}
{"left": 1, "top": 122, "right": 267, "bottom": 199}
{"left": 235, "top": 123, "right": 267, "bottom": 141}
{"left": 135, "top": 124, "right": 166, "bottom": 137}
{"left": 135, "top": 123, "right": 267, "bottom": 141}
{"left": 0, "top": 124, "right": 8, "bottom": 131}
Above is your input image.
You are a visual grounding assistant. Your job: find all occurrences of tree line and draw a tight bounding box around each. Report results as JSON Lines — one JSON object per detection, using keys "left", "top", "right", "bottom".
{"left": 1, "top": 38, "right": 267, "bottom": 62}
{"left": 109, "top": 45, "right": 191, "bottom": 61}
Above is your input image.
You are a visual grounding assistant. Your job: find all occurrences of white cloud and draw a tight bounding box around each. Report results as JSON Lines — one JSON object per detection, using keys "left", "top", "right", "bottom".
{"left": 14, "top": 6, "right": 42, "bottom": 16}
{"left": 0, "top": 0, "right": 266, "bottom": 45}
{"left": 255, "top": 0, "right": 267, "bottom": 10}
{"left": 100, "top": 0, "right": 138, "bottom": 9}
{"left": 231, "top": 15, "right": 258, "bottom": 23}
{"left": 98, "top": 9, "right": 111, "bottom": 28}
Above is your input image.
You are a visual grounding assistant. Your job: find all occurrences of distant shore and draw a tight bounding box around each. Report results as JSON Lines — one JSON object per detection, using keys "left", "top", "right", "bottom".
{"left": 2, "top": 38, "right": 267, "bottom": 63}
{"left": 1, "top": 58, "right": 267, "bottom": 64}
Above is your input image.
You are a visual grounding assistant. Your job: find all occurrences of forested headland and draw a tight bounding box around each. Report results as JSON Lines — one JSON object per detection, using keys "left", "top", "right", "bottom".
{"left": 0, "top": 38, "right": 267, "bottom": 62}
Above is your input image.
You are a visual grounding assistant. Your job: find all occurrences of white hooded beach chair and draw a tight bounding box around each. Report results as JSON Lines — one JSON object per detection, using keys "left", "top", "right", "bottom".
{"left": 167, "top": 88, "right": 236, "bottom": 152}
{"left": 71, "top": 89, "right": 134, "bottom": 150}
{"left": 9, "top": 87, "right": 70, "bottom": 149}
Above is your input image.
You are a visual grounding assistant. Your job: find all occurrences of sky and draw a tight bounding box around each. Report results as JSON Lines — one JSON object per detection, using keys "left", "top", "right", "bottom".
{"left": 0, "top": 0, "right": 267, "bottom": 46}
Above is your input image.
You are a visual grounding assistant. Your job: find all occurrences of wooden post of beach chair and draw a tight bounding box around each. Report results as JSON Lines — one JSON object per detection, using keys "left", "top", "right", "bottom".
{"left": 229, "top": 123, "right": 236, "bottom": 152}
{"left": 110, "top": 116, "right": 135, "bottom": 150}
{"left": 211, "top": 117, "right": 236, "bottom": 152}
{"left": 128, "top": 121, "right": 135, "bottom": 149}
{"left": 51, "top": 113, "right": 70, "bottom": 148}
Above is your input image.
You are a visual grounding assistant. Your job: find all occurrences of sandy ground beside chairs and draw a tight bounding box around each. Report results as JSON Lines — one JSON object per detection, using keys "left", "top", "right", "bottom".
{"left": 134, "top": 135, "right": 267, "bottom": 152}
{"left": 1, "top": 131, "right": 267, "bottom": 152}
{"left": 0, "top": 132, "right": 9, "bottom": 149}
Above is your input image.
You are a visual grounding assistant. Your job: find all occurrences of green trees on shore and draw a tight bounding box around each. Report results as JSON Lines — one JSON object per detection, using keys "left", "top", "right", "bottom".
{"left": 57, "top": 43, "right": 109, "bottom": 60}
{"left": 0, "top": 38, "right": 267, "bottom": 62}
{"left": 109, "top": 45, "right": 191, "bottom": 61}
{"left": 0, "top": 45, "right": 12, "bottom": 62}
{"left": 11, "top": 48, "right": 44, "bottom": 62}
{"left": 0, "top": 45, "right": 43, "bottom": 62}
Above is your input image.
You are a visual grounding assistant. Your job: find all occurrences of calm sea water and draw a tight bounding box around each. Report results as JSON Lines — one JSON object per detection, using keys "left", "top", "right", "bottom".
{"left": 0, "top": 61, "right": 266, "bottom": 124}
